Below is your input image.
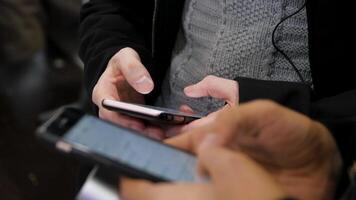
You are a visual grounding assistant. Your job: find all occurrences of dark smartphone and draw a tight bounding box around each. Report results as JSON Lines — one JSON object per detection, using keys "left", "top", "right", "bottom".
{"left": 102, "top": 99, "right": 203, "bottom": 125}
{"left": 36, "top": 108, "right": 198, "bottom": 182}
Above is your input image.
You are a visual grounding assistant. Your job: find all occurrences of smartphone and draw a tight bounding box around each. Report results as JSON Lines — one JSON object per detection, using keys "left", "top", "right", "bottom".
{"left": 102, "top": 99, "right": 203, "bottom": 125}
{"left": 36, "top": 107, "right": 199, "bottom": 182}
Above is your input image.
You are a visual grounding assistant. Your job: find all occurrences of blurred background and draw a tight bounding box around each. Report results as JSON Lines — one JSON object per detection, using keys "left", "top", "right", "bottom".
{"left": 0, "top": 0, "right": 89, "bottom": 199}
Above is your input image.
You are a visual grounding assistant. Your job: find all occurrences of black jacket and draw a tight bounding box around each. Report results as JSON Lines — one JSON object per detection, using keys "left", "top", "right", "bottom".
{"left": 79, "top": 0, "right": 356, "bottom": 196}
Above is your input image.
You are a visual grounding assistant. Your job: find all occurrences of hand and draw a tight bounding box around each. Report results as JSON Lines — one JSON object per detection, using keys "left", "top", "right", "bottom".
{"left": 166, "top": 75, "right": 239, "bottom": 136}
{"left": 120, "top": 137, "right": 286, "bottom": 200}
{"left": 184, "top": 75, "right": 239, "bottom": 106}
{"left": 167, "top": 100, "right": 342, "bottom": 200}
{"left": 92, "top": 47, "right": 164, "bottom": 139}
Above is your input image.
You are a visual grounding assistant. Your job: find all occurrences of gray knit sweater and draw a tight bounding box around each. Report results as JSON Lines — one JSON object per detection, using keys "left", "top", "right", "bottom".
{"left": 156, "top": 0, "right": 311, "bottom": 114}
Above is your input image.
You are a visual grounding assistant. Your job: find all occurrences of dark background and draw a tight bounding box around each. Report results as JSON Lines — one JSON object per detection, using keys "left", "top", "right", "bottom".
{"left": 0, "top": 1, "right": 88, "bottom": 199}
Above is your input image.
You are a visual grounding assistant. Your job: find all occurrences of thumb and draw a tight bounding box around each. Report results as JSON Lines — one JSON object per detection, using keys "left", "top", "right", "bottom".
{"left": 197, "top": 134, "right": 286, "bottom": 200}
{"left": 179, "top": 105, "right": 195, "bottom": 114}
{"left": 196, "top": 134, "right": 238, "bottom": 184}
{"left": 113, "top": 48, "right": 154, "bottom": 94}
{"left": 184, "top": 75, "right": 238, "bottom": 106}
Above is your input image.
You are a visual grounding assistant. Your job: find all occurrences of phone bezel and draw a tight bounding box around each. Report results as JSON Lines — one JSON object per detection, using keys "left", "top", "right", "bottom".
{"left": 101, "top": 99, "right": 203, "bottom": 125}
{"left": 36, "top": 107, "right": 197, "bottom": 182}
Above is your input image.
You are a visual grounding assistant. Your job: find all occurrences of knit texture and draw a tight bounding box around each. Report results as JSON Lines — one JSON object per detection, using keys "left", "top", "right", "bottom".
{"left": 156, "top": 0, "right": 311, "bottom": 114}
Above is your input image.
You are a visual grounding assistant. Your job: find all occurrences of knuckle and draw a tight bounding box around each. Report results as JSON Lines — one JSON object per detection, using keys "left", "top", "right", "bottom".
{"left": 124, "top": 59, "right": 139, "bottom": 70}
{"left": 111, "top": 49, "right": 134, "bottom": 68}
{"left": 110, "top": 48, "right": 143, "bottom": 73}
{"left": 120, "top": 47, "right": 133, "bottom": 52}
{"left": 123, "top": 60, "right": 145, "bottom": 77}
{"left": 205, "top": 75, "right": 216, "bottom": 81}
{"left": 109, "top": 53, "right": 121, "bottom": 67}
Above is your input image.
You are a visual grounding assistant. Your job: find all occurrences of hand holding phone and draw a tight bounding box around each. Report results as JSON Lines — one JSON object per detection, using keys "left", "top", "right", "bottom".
{"left": 37, "top": 108, "right": 199, "bottom": 182}
{"left": 91, "top": 48, "right": 155, "bottom": 131}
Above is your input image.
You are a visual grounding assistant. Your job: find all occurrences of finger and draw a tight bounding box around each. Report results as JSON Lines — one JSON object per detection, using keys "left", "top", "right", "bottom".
{"left": 166, "top": 100, "right": 279, "bottom": 153}
{"left": 182, "top": 112, "right": 217, "bottom": 132}
{"left": 197, "top": 138, "right": 257, "bottom": 187}
{"left": 120, "top": 178, "right": 213, "bottom": 200}
{"left": 164, "top": 132, "right": 193, "bottom": 151}
{"left": 112, "top": 48, "right": 154, "bottom": 94}
{"left": 120, "top": 178, "right": 154, "bottom": 200}
{"left": 197, "top": 140, "right": 286, "bottom": 200}
{"left": 164, "top": 125, "right": 185, "bottom": 138}
{"left": 144, "top": 126, "right": 165, "bottom": 140}
{"left": 164, "top": 127, "right": 209, "bottom": 153}
{"left": 98, "top": 109, "right": 145, "bottom": 131}
{"left": 213, "top": 100, "right": 284, "bottom": 146}
{"left": 91, "top": 75, "right": 120, "bottom": 107}
{"left": 166, "top": 108, "right": 239, "bottom": 153}
{"left": 184, "top": 75, "right": 238, "bottom": 105}
{"left": 190, "top": 134, "right": 224, "bottom": 176}
{"left": 179, "top": 105, "right": 195, "bottom": 114}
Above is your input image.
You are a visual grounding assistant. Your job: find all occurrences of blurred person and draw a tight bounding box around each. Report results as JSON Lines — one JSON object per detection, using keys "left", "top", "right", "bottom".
{"left": 122, "top": 147, "right": 290, "bottom": 200}
{"left": 120, "top": 100, "right": 355, "bottom": 200}
{"left": 79, "top": 0, "right": 311, "bottom": 137}
{"left": 79, "top": 0, "right": 356, "bottom": 197}
{"left": 79, "top": 0, "right": 355, "bottom": 142}
{"left": 0, "top": 0, "right": 45, "bottom": 64}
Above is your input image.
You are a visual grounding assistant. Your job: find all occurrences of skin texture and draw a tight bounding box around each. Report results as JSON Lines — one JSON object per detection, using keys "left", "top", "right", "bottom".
{"left": 92, "top": 47, "right": 164, "bottom": 139}
{"left": 120, "top": 100, "right": 342, "bottom": 200}
{"left": 92, "top": 47, "right": 239, "bottom": 139}
{"left": 120, "top": 145, "right": 286, "bottom": 200}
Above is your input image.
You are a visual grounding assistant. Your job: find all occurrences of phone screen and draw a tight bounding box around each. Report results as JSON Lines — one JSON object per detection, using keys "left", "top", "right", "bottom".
{"left": 62, "top": 115, "right": 197, "bottom": 182}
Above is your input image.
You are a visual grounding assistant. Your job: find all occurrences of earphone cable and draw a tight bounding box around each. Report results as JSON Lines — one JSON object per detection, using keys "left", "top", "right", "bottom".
{"left": 271, "top": 1, "right": 308, "bottom": 83}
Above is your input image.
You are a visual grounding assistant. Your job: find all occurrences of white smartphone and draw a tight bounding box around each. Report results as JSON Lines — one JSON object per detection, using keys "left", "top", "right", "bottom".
{"left": 102, "top": 99, "right": 203, "bottom": 125}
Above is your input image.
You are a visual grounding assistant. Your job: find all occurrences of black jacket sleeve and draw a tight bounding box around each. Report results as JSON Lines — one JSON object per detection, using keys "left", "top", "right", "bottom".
{"left": 79, "top": 0, "right": 154, "bottom": 98}
{"left": 306, "top": 1, "right": 356, "bottom": 196}
{"left": 237, "top": 1, "right": 356, "bottom": 196}
{"left": 310, "top": 90, "right": 356, "bottom": 198}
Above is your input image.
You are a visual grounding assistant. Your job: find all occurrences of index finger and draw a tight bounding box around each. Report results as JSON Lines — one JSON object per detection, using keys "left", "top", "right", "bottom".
{"left": 120, "top": 178, "right": 213, "bottom": 200}
{"left": 98, "top": 108, "right": 145, "bottom": 131}
{"left": 164, "top": 127, "right": 209, "bottom": 153}
{"left": 112, "top": 48, "right": 154, "bottom": 94}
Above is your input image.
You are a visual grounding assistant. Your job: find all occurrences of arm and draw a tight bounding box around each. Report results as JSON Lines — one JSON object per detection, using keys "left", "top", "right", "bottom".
{"left": 79, "top": 0, "right": 154, "bottom": 97}
{"left": 79, "top": 0, "right": 165, "bottom": 138}
{"left": 166, "top": 100, "right": 341, "bottom": 200}
{"left": 235, "top": 77, "right": 356, "bottom": 197}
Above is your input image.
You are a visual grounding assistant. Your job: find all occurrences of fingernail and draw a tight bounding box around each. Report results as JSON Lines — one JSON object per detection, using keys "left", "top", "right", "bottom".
{"left": 199, "top": 134, "right": 218, "bottom": 151}
{"left": 135, "top": 76, "right": 154, "bottom": 94}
